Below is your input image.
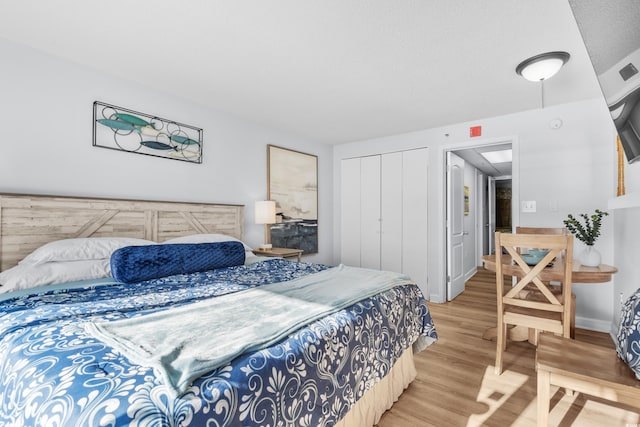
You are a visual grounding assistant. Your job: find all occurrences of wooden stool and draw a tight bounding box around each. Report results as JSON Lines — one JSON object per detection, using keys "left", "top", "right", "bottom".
{"left": 536, "top": 333, "right": 640, "bottom": 426}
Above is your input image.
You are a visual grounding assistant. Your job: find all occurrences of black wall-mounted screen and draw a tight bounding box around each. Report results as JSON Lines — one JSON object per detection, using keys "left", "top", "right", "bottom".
{"left": 568, "top": 1, "right": 640, "bottom": 164}
{"left": 610, "top": 73, "right": 640, "bottom": 164}
{"left": 617, "top": 100, "right": 640, "bottom": 163}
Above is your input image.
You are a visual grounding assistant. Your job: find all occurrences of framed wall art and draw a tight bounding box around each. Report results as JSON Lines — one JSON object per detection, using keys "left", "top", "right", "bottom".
{"left": 93, "top": 101, "right": 202, "bottom": 163}
{"left": 464, "top": 185, "right": 470, "bottom": 216}
{"left": 267, "top": 145, "right": 318, "bottom": 254}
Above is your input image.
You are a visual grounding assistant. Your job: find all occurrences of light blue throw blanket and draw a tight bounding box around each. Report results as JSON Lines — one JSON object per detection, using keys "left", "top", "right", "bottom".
{"left": 85, "top": 264, "right": 413, "bottom": 397}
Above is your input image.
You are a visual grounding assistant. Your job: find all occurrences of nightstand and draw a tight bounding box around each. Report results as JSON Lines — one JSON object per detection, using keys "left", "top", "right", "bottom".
{"left": 252, "top": 247, "right": 303, "bottom": 262}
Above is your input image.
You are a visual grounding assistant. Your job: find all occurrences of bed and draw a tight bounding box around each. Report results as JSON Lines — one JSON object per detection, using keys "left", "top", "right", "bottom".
{"left": 0, "top": 193, "right": 437, "bottom": 426}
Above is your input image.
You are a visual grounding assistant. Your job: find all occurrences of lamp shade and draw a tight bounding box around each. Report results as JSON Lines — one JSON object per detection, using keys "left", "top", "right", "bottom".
{"left": 255, "top": 200, "right": 276, "bottom": 224}
{"left": 516, "top": 51, "right": 570, "bottom": 82}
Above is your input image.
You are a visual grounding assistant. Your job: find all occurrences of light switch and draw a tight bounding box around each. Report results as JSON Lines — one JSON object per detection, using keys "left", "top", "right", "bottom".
{"left": 521, "top": 200, "right": 536, "bottom": 213}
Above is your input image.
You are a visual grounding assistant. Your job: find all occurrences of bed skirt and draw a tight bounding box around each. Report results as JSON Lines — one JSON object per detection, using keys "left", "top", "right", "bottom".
{"left": 335, "top": 348, "right": 417, "bottom": 426}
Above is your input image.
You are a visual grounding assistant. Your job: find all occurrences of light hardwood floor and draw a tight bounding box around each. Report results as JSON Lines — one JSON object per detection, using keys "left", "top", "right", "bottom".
{"left": 377, "top": 269, "right": 640, "bottom": 427}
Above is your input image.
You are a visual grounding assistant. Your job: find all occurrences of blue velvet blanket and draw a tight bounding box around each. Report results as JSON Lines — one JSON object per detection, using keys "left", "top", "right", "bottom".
{"left": 0, "top": 259, "right": 437, "bottom": 426}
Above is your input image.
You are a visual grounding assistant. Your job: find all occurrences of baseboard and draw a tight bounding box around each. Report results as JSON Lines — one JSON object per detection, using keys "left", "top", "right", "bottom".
{"left": 464, "top": 267, "right": 478, "bottom": 282}
{"left": 430, "top": 267, "right": 478, "bottom": 304}
{"left": 575, "top": 316, "right": 612, "bottom": 333}
{"left": 429, "top": 293, "right": 445, "bottom": 304}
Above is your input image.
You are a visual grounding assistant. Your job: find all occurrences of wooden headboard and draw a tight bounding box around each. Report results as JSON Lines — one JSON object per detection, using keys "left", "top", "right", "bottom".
{"left": 0, "top": 193, "right": 244, "bottom": 271}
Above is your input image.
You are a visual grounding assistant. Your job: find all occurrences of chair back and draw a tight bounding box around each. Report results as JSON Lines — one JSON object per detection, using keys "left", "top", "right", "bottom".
{"left": 495, "top": 232, "right": 573, "bottom": 332}
{"left": 515, "top": 227, "right": 567, "bottom": 259}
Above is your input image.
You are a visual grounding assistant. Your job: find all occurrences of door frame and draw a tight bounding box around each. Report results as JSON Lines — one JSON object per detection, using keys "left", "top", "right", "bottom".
{"left": 442, "top": 136, "right": 520, "bottom": 301}
{"left": 488, "top": 175, "right": 513, "bottom": 255}
{"left": 488, "top": 176, "right": 496, "bottom": 255}
{"left": 475, "top": 169, "right": 485, "bottom": 266}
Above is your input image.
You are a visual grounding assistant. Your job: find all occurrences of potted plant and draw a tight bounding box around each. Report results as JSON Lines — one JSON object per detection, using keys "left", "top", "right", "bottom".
{"left": 563, "top": 209, "right": 609, "bottom": 266}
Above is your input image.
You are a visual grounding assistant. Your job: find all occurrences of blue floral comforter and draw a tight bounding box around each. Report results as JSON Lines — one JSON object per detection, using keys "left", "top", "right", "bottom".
{"left": 0, "top": 259, "right": 437, "bottom": 427}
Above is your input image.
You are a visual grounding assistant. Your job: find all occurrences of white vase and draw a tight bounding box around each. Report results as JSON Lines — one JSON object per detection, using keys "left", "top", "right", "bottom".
{"left": 580, "top": 246, "right": 601, "bottom": 267}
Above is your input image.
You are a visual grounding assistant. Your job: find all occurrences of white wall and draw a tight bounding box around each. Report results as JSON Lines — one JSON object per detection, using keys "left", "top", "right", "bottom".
{"left": 0, "top": 38, "right": 334, "bottom": 265}
{"left": 612, "top": 154, "right": 640, "bottom": 334}
{"left": 334, "top": 97, "right": 621, "bottom": 331}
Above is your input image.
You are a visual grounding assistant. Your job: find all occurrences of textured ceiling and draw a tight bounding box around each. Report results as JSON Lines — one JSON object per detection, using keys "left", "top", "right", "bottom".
{"left": 0, "top": 0, "right": 607, "bottom": 144}
{"left": 569, "top": 0, "right": 640, "bottom": 75}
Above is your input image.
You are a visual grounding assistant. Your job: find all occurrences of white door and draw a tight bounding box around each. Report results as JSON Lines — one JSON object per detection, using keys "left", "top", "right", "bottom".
{"left": 341, "top": 158, "right": 362, "bottom": 266}
{"left": 487, "top": 176, "right": 496, "bottom": 255}
{"left": 402, "top": 148, "right": 429, "bottom": 289}
{"left": 447, "top": 152, "right": 465, "bottom": 300}
{"left": 381, "top": 152, "right": 403, "bottom": 273}
{"left": 360, "top": 155, "right": 381, "bottom": 270}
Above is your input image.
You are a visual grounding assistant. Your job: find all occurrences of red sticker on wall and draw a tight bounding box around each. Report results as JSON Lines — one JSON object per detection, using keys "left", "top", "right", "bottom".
{"left": 470, "top": 126, "right": 482, "bottom": 137}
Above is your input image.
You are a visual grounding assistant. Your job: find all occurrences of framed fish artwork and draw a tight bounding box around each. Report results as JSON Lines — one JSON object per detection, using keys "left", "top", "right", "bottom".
{"left": 92, "top": 101, "right": 203, "bottom": 163}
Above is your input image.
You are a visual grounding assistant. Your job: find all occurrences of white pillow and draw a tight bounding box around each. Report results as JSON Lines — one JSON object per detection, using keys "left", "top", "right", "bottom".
{"left": 20, "top": 237, "right": 154, "bottom": 266}
{"left": 162, "top": 234, "right": 253, "bottom": 252}
{"left": 0, "top": 259, "right": 111, "bottom": 294}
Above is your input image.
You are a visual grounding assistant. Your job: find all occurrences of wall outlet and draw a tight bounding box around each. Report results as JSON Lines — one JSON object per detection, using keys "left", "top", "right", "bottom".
{"left": 521, "top": 200, "right": 537, "bottom": 213}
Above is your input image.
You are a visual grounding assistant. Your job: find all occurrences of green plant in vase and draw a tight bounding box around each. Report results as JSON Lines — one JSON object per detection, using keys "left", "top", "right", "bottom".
{"left": 563, "top": 209, "right": 608, "bottom": 266}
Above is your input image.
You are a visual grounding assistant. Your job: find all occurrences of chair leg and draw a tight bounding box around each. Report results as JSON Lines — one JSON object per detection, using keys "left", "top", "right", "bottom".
{"left": 570, "top": 293, "right": 576, "bottom": 339}
{"left": 495, "top": 320, "right": 506, "bottom": 375}
{"left": 560, "top": 303, "right": 577, "bottom": 397}
{"left": 537, "top": 368, "right": 551, "bottom": 427}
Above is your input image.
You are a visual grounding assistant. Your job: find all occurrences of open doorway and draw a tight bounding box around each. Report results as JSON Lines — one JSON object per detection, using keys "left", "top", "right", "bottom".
{"left": 494, "top": 179, "right": 513, "bottom": 232}
{"left": 445, "top": 140, "right": 516, "bottom": 301}
{"left": 487, "top": 176, "right": 513, "bottom": 255}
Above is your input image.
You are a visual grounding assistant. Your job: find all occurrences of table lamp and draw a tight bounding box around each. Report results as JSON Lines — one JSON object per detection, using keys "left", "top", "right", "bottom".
{"left": 255, "top": 200, "right": 276, "bottom": 250}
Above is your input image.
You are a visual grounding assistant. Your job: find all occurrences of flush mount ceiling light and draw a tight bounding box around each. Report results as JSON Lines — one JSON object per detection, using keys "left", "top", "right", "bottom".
{"left": 516, "top": 51, "right": 570, "bottom": 108}
{"left": 516, "top": 51, "right": 570, "bottom": 81}
{"left": 481, "top": 149, "right": 512, "bottom": 164}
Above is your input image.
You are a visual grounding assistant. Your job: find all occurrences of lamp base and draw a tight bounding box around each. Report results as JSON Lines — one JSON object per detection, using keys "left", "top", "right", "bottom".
{"left": 259, "top": 243, "right": 273, "bottom": 250}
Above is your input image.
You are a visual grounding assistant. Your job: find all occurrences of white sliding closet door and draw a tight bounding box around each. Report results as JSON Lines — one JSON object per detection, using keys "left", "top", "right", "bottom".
{"left": 340, "top": 149, "right": 428, "bottom": 287}
{"left": 360, "top": 156, "right": 381, "bottom": 270}
{"left": 402, "top": 148, "right": 429, "bottom": 288}
{"left": 341, "top": 158, "right": 361, "bottom": 267}
{"left": 381, "top": 152, "right": 403, "bottom": 273}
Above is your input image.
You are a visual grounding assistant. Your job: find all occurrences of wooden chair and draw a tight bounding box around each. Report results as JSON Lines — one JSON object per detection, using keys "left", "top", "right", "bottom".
{"left": 495, "top": 232, "right": 574, "bottom": 375}
{"left": 536, "top": 333, "right": 640, "bottom": 427}
{"left": 515, "top": 226, "right": 567, "bottom": 236}
{"left": 516, "top": 227, "right": 575, "bottom": 339}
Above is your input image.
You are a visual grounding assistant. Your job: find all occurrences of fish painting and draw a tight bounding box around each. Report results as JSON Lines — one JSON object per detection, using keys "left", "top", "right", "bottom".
{"left": 93, "top": 101, "right": 203, "bottom": 163}
{"left": 114, "top": 113, "right": 151, "bottom": 127}
{"left": 138, "top": 125, "right": 161, "bottom": 137}
{"left": 140, "top": 141, "right": 177, "bottom": 151}
{"left": 97, "top": 118, "right": 137, "bottom": 131}
{"left": 170, "top": 135, "right": 200, "bottom": 145}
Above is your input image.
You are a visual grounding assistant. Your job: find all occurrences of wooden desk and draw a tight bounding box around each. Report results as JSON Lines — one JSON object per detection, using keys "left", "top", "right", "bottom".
{"left": 252, "top": 247, "right": 303, "bottom": 262}
{"left": 481, "top": 254, "right": 617, "bottom": 341}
